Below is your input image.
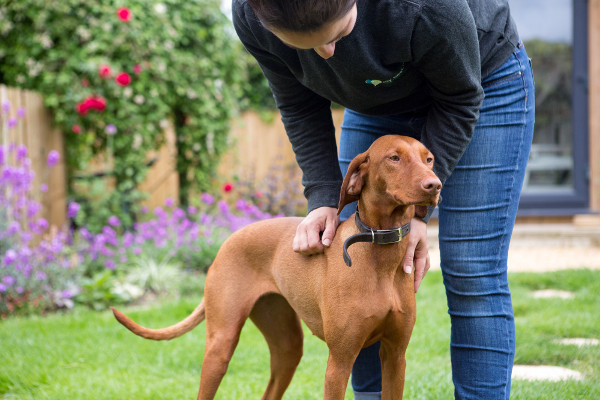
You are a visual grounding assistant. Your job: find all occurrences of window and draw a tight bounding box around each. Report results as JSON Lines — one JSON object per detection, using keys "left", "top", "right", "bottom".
{"left": 510, "top": 0, "right": 589, "bottom": 214}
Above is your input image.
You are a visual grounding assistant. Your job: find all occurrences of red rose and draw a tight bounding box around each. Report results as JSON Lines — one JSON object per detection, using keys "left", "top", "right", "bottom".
{"left": 72, "top": 125, "right": 81, "bottom": 133}
{"left": 223, "top": 183, "right": 233, "bottom": 193}
{"left": 76, "top": 101, "right": 89, "bottom": 115}
{"left": 133, "top": 64, "right": 142, "bottom": 75}
{"left": 76, "top": 96, "right": 107, "bottom": 115}
{"left": 91, "top": 96, "right": 107, "bottom": 112}
{"left": 115, "top": 72, "right": 131, "bottom": 87}
{"left": 98, "top": 65, "right": 112, "bottom": 79}
{"left": 82, "top": 78, "right": 90, "bottom": 87}
{"left": 117, "top": 7, "right": 131, "bottom": 22}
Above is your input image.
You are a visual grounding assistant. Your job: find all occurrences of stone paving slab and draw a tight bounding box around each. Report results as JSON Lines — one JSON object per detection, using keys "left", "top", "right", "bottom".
{"left": 512, "top": 365, "right": 583, "bottom": 381}
{"left": 426, "top": 222, "right": 600, "bottom": 272}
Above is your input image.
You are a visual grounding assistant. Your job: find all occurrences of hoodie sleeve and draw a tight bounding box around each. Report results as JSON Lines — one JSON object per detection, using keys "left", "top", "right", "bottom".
{"left": 232, "top": 0, "right": 343, "bottom": 213}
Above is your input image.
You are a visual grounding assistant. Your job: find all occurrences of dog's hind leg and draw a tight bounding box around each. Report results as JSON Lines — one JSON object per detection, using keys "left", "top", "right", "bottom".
{"left": 250, "top": 293, "right": 304, "bottom": 400}
{"left": 196, "top": 313, "right": 246, "bottom": 400}
{"left": 196, "top": 278, "right": 259, "bottom": 400}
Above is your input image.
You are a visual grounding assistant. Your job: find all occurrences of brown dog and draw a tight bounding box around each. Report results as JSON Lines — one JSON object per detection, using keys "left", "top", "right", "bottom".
{"left": 112, "top": 135, "right": 441, "bottom": 400}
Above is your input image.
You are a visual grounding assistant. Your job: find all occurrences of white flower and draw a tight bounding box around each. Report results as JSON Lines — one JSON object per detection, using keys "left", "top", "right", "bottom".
{"left": 1, "top": 21, "right": 13, "bottom": 35}
{"left": 187, "top": 90, "right": 198, "bottom": 99}
{"left": 133, "top": 134, "right": 143, "bottom": 150}
{"left": 154, "top": 3, "right": 167, "bottom": 14}
{"left": 134, "top": 94, "right": 145, "bottom": 105}
{"left": 123, "top": 87, "right": 133, "bottom": 98}
{"left": 40, "top": 33, "right": 54, "bottom": 49}
{"left": 206, "top": 132, "right": 215, "bottom": 154}
{"left": 159, "top": 119, "right": 170, "bottom": 129}
{"left": 76, "top": 26, "right": 91, "bottom": 42}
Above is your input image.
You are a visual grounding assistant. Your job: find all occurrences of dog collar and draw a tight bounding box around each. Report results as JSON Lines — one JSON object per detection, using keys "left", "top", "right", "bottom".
{"left": 342, "top": 211, "right": 410, "bottom": 267}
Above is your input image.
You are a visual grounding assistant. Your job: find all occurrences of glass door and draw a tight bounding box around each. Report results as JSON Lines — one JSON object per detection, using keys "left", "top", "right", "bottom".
{"left": 509, "top": 0, "right": 589, "bottom": 214}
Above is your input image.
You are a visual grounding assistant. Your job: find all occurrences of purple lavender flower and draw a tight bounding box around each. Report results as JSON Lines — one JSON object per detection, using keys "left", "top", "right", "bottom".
{"left": 105, "top": 124, "right": 117, "bottom": 135}
{"left": 36, "top": 218, "right": 49, "bottom": 232}
{"left": 79, "top": 227, "right": 93, "bottom": 241}
{"left": 187, "top": 205, "right": 198, "bottom": 214}
{"left": 1, "top": 100, "right": 10, "bottom": 113}
{"left": 17, "top": 107, "right": 26, "bottom": 119}
{"left": 36, "top": 271, "right": 47, "bottom": 281}
{"left": 217, "top": 200, "right": 229, "bottom": 215}
{"left": 27, "top": 202, "right": 42, "bottom": 218}
{"left": 40, "top": 183, "right": 48, "bottom": 192}
{"left": 105, "top": 259, "right": 116, "bottom": 269}
{"left": 8, "top": 118, "right": 18, "bottom": 128}
{"left": 107, "top": 215, "right": 121, "bottom": 227}
{"left": 6, "top": 221, "right": 20, "bottom": 236}
{"left": 122, "top": 232, "right": 134, "bottom": 248}
{"left": 201, "top": 193, "right": 215, "bottom": 205}
{"left": 173, "top": 208, "right": 185, "bottom": 220}
{"left": 67, "top": 202, "right": 80, "bottom": 218}
{"left": 47, "top": 150, "right": 60, "bottom": 167}
{"left": 16, "top": 145, "right": 27, "bottom": 161}
{"left": 2, "top": 275, "right": 16, "bottom": 286}
{"left": 164, "top": 198, "right": 175, "bottom": 207}
{"left": 3, "top": 249, "right": 18, "bottom": 265}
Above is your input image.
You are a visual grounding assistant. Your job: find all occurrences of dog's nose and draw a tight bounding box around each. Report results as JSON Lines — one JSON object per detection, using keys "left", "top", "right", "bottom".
{"left": 421, "top": 177, "right": 442, "bottom": 194}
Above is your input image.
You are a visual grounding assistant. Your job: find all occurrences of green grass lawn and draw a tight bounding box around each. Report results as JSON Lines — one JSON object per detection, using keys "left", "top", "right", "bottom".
{"left": 1, "top": 269, "right": 598, "bottom": 399}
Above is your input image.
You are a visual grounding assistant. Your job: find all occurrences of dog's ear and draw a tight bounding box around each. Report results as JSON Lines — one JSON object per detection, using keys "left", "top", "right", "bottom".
{"left": 338, "top": 152, "right": 369, "bottom": 215}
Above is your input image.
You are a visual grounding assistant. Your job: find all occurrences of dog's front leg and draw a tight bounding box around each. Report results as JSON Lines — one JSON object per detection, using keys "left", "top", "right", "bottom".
{"left": 380, "top": 340, "right": 408, "bottom": 400}
{"left": 323, "top": 348, "right": 359, "bottom": 400}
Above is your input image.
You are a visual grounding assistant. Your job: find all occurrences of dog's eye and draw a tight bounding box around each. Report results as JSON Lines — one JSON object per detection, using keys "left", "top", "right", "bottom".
{"left": 426, "top": 157, "right": 433, "bottom": 164}
{"left": 388, "top": 155, "right": 400, "bottom": 162}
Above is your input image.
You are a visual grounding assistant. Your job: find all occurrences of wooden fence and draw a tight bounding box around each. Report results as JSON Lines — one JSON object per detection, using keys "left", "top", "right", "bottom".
{"left": 218, "top": 110, "right": 345, "bottom": 186}
{"left": 0, "top": 85, "right": 179, "bottom": 229}
{"left": 1, "top": 85, "right": 67, "bottom": 229}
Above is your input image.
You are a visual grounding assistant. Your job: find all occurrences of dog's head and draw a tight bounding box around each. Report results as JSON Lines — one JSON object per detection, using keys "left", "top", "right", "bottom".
{"left": 338, "top": 135, "right": 441, "bottom": 218}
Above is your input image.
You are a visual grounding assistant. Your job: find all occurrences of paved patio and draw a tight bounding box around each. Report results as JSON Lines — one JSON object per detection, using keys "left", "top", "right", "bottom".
{"left": 426, "top": 217, "right": 600, "bottom": 272}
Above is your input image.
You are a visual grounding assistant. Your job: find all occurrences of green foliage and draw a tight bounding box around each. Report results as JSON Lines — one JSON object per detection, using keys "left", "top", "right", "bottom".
{"left": 76, "top": 269, "right": 126, "bottom": 311}
{"left": 0, "top": 0, "right": 247, "bottom": 224}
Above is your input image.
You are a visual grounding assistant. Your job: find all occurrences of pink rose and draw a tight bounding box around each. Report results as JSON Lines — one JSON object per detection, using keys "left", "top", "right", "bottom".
{"left": 99, "top": 65, "right": 112, "bottom": 79}
{"left": 117, "top": 7, "right": 131, "bottom": 22}
{"left": 115, "top": 72, "right": 131, "bottom": 87}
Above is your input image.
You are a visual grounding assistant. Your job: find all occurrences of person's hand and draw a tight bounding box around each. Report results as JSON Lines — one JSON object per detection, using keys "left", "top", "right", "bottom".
{"left": 293, "top": 207, "right": 340, "bottom": 255}
{"left": 401, "top": 218, "right": 430, "bottom": 293}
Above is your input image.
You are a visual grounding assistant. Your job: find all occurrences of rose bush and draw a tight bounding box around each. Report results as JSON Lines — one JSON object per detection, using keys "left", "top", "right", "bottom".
{"left": 0, "top": 0, "right": 263, "bottom": 229}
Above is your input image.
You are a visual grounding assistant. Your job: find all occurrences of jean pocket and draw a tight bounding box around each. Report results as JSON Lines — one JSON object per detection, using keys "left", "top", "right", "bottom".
{"left": 528, "top": 57, "right": 535, "bottom": 91}
{"left": 482, "top": 70, "right": 522, "bottom": 90}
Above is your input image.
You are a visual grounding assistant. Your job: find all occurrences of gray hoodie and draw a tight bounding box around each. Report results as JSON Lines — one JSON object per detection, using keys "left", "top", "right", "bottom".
{"left": 233, "top": 0, "right": 520, "bottom": 214}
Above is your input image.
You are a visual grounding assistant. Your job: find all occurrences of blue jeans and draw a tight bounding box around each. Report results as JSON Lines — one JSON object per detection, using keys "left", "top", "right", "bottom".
{"left": 338, "top": 42, "right": 535, "bottom": 399}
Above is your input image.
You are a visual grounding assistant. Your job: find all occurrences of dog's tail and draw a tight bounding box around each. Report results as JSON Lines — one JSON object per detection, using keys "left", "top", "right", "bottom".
{"left": 111, "top": 299, "right": 206, "bottom": 341}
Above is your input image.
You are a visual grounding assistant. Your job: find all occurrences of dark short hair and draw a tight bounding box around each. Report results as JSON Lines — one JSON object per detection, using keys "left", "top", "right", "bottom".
{"left": 247, "top": 0, "right": 356, "bottom": 33}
